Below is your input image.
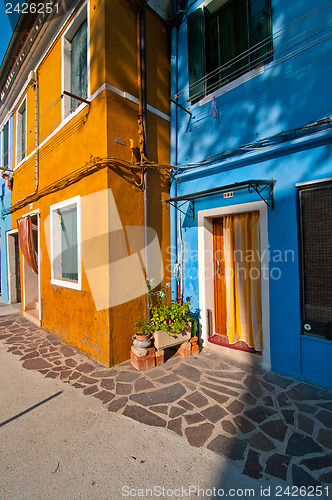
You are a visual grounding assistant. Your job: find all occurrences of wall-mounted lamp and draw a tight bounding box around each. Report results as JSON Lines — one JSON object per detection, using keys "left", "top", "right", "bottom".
{"left": 1, "top": 172, "right": 13, "bottom": 190}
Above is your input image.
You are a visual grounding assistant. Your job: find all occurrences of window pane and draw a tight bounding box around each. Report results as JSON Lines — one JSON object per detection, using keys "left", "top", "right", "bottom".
{"left": 205, "top": 0, "right": 249, "bottom": 93}
{"left": 205, "top": 12, "right": 220, "bottom": 94}
{"left": 249, "top": 0, "right": 273, "bottom": 66}
{"left": 70, "top": 19, "right": 88, "bottom": 110}
{"left": 218, "top": 0, "right": 249, "bottom": 83}
{"left": 61, "top": 207, "right": 78, "bottom": 281}
{"left": 21, "top": 104, "right": 26, "bottom": 161}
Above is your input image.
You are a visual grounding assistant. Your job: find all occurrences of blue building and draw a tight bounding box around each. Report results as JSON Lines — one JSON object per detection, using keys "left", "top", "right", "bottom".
{"left": 0, "top": 116, "right": 14, "bottom": 303}
{"left": 169, "top": 0, "right": 332, "bottom": 389}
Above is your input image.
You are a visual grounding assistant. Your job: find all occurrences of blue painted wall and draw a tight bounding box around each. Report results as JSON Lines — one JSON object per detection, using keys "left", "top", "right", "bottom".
{"left": 171, "top": 0, "right": 332, "bottom": 389}
{"left": 0, "top": 115, "right": 13, "bottom": 302}
{"left": 0, "top": 181, "right": 12, "bottom": 302}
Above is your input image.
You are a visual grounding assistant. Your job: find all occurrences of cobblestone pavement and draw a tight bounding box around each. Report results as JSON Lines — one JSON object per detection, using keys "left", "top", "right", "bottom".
{"left": 1, "top": 313, "right": 331, "bottom": 490}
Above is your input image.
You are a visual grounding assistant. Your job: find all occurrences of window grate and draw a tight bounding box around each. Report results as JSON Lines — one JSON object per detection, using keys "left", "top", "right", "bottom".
{"left": 298, "top": 182, "right": 332, "bottom": 339}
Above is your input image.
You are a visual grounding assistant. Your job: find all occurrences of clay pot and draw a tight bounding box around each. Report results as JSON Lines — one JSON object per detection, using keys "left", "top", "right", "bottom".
{"left": 135, "top": 333, "right": 150, "bottom": 341}
{"left": 132, "top": 334, "right": 152, "bottom": 355}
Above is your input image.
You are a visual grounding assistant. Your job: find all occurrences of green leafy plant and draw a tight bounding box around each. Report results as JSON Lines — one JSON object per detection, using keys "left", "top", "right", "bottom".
{"left": 134, "top": 318, "right": 155, "bottom": 336}
{"left": 148, "top": 282, "right": 193, "bottom": 335}
{"left": 134, "top": 281, "right": 196, "bottom": 337}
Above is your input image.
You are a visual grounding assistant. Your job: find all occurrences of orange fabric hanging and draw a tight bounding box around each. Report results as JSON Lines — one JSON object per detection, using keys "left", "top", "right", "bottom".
{"left": 17, "top": 217, "right": 38, "bottom": 274}
{"left": 223, "top": 212, "right": 262, "bottom": 351}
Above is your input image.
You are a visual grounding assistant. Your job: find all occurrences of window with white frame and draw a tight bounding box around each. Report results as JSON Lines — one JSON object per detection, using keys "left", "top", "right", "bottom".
{"left": 62, "top": 4, "right": 89, "bottom": 117}
{"left": 16, "top": 98, "right": 27, "bottom": 164}
{"left": 50, "top": 196, "right": 81, "bottom": 290}
{"left": 1, "top": 121, "right": 9, "bottom": 169}
{"left": 187, "top": 0, "right": 273, "bottom": 102}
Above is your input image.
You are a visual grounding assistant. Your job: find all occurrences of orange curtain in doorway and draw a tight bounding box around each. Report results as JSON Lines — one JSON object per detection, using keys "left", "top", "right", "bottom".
{"left": 223, "top": 212, "right": 262, "bottom": 351}
{"left": 17, "top": 217, "right": 38, "bottom": 274}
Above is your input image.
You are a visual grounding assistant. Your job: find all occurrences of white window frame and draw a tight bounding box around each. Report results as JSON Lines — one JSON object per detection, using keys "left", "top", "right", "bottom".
{"left": 50, "top": 195, "right": 82, "bottom": 290}
{"left": 61, "top": 1, "right": 90, "bottom": 120}
{"left": 15, "top": 96, "right": 27, "bottom": 168}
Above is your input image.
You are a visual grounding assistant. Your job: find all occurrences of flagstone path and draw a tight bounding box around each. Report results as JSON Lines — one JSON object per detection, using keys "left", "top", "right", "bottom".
{"left": 1, "top": 313, "right": 331, "bottom": 489}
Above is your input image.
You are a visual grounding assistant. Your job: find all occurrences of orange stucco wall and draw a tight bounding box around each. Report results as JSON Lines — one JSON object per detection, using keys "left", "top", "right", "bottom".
{"left": 10, "top": 0, "right": 170, "bottom": 367}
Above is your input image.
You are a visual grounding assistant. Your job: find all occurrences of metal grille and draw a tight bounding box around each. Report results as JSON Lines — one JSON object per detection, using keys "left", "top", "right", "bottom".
{"left": 299, "top": 182, "right": 332, "bottom": 339}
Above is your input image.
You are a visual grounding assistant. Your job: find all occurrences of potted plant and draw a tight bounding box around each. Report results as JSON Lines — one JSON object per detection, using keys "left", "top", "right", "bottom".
{"left": 148, "top": 282, "right": 195, "bottom": 350}
{"left": 133, "top": 318, "right": 154, "bottom": 341}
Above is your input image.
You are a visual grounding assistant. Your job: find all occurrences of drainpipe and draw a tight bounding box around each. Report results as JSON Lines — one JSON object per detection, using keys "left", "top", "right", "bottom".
{"left": 170, "top": 0, "right": 180, "bottom": 301}
{"left": 7, "top": 70, "right": 39, "bottom": 213}
{"left": 34, "top": 71, "right": 39, "bottom": 196}
{"left": 137, "top": 1, "right": 149, "bottom": 317}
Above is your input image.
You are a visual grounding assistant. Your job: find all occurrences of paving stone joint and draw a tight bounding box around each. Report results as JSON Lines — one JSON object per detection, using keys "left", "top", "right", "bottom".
{"left": 1, "top": 314, "right": 332, "bottom": 489}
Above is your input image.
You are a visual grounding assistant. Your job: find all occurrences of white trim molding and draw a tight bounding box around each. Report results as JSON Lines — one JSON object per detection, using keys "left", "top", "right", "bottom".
{"left": 50, "top": 195, "right": 82, "bottom": 291}
{"left": 15, "top": 95, "right": 27, "bottom": 169}
{"left": 61, "top": 1, "right": 90, "bottom": 120}
{"left": 198, "top": 200, "right": 271, "bottom": 370}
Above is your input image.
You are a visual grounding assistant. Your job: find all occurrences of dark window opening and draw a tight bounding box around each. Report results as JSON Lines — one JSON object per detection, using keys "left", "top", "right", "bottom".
{"left": 70, "top": 19, "right": 88, "bottom": 111}
{"left": 298, "top": 181, "right": 332, "bottom": 341}
{"left": 187, "top": 0, "right": 273, "bottom": 102}
{"left": 3, "top": 122, "right": 9, "bottom": 169}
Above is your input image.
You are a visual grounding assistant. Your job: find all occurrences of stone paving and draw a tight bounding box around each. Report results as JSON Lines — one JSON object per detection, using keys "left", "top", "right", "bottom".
{"left": 1, "top": 313, "right": 332, "bottom": 490}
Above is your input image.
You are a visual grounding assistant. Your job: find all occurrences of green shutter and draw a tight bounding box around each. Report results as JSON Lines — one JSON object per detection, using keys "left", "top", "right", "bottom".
{"left": 187, "top": 8, "right": 206, "bottom": 102}
{"left": 70, "top": 19, "right": 88, "bottom": 110}
{"left": 61, "top": 207, "right": 78, "bottom": 281}
{"left": 205, "top": 9, "right": 220, "bottom": 94}
{"left": 3, "top": 122, "right": 9, "bottom": 169}
{"left": 218, "top": 0, "right": 249, "bottom": 84}
{"left": 249, "top": 0, "right": 273, "bottom": 66}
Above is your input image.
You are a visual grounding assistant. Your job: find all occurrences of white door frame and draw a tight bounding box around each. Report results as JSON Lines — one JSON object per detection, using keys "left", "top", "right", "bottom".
{"left": 19, "top": 209, "right": 41, "bottom": 321}
{"left": 198, "top": 200, "right": 271, "bottom": 370}
{"left": 6, "top": 228, "right": 20, "bottom": 303}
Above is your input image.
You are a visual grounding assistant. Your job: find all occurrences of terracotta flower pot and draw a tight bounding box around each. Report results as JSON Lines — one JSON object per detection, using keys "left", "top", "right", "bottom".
{"left": 134, "top": 333, "right": 150, "bottom": 341}
{"left": 132, "top": 333, "right": 152, "bottom": 355}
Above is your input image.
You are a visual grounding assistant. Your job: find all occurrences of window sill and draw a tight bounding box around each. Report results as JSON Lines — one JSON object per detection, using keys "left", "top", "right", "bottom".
{"left": 51, "top": 277, "right": 82, "bottom": 291}
{"left": 198, "top": 65, "right": 264, "bottom": 107}
{"left": 61, "top": 100, "right": 89, "bottom": 127}
{"left": 14, "top": 156, "right": 27, "bottom": 171}
{"left": 61, "top": 96, "right": 91, "bottom": 126}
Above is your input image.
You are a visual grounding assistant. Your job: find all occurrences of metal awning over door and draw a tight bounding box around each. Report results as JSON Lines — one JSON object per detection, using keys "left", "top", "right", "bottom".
{"left": 165, "top": 179, "right": 276, "bottom": 219}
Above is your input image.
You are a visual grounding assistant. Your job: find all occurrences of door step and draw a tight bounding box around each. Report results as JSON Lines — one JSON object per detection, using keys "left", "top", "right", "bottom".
{"left": 205, "top": 340, "right": 262, "bottom": 365}
{"left": 23, "top": 308, "right": 41, "bottom": 327}
{"left": 208, "top": 334, "right": 260, "bottom": 353}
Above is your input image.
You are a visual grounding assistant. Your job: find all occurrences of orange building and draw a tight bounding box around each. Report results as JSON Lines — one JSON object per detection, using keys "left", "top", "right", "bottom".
{"left": 0, "top": 0, "right": 171, "bottom": 366}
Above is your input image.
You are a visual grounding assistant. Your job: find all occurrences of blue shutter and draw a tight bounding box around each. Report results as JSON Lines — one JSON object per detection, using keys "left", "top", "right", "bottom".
{"left": 71, "top": 19, "right": 88, "bottom": 110}
{"left": 249, "top": 0, "right": 273, "bottom": 66}
{"left": 187, "top": 8, "right": 206, "bottom": 102}
{"left": 61, "top": 207, "right": 78, "bottom": 281}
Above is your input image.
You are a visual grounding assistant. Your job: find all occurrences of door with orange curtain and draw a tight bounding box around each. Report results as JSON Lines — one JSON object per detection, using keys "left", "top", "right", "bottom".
{"left": 213, "top": 212, "right": 263, "bottom": 352}
{"left": 213, "top": 218, "right": 227, "bottom": 335}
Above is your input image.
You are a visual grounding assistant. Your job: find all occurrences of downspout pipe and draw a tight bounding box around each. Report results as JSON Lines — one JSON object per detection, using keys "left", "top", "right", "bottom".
{"left": 8, "top": 71, "right": 39, "bottom": 214}
{"left": 34, "top": 71, "right": 39, "bottom": 195}
{"left": 138, "top": 1, "right": 150, "bottom": 317}
{"left": 170, "top": 0, "right": 180, "bottom": 301}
